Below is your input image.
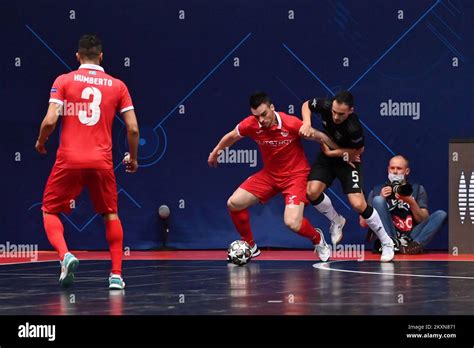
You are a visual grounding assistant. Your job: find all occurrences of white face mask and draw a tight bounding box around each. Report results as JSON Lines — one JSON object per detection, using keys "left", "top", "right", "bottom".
{"left": 388, "top": 173, "right": 405, "bottom": 183}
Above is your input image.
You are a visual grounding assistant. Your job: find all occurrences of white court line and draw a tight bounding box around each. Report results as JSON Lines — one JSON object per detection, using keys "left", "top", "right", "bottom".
{"left": 0, "top": 260, "right": 54, "bottom": 266}
{"left": 0, "top": 257, "right": 472, "bottom": 267}
{"left": 313, "top": 261, "right": 474, "bottom": 280}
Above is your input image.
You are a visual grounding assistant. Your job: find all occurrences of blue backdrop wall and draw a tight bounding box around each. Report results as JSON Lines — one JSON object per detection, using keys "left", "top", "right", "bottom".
{"left": 1, "top": 0, "right": 473, "bottom": 250}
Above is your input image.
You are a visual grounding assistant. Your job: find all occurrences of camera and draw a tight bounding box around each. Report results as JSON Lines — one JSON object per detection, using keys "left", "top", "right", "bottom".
{"left": 391, "top": 181, "right": 413, "bottom": 197}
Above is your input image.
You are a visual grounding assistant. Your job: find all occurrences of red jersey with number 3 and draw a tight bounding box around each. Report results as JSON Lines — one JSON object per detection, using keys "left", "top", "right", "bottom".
{"left": 49, "top": 64, "right": 134, "bottom": 169}
{"left": 236, "top": 112, "right": 310, "bottom": 178}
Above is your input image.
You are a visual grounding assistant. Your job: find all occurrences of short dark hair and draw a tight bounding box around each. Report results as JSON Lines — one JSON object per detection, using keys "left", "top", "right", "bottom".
{"left": 393, "top": 154, "right": 410, "bottom": 168}
{"left": 78, "top": 34, "right": 102, "bottom": 60}
{"left": 249, "top": 92, "right": 272, "bottom": 109}
{"left": 334, "top": 91, "right": 354, "bottom": 108}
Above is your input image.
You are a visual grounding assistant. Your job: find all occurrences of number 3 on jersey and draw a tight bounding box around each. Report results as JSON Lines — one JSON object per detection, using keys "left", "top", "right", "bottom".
{"left": 78, "top": 87, "right": 102, "bottom": 126}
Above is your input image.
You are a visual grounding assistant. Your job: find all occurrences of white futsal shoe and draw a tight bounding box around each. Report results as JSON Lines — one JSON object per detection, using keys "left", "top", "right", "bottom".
{"left": 109, "top": 274, "right": 126, "bottom": 290}
{"left": 329, "top": 214, "right": 346, "bottom": 245}
{"left": 59, "top": 252, "right": 79, "bottom": 288}
{"left": 380, "top": 240, "right": 395, "bottom": 262}
{"left": 250, "top": 243, "right": 261, "bottom": 258}
{"left": 314, "top": 228, "right": 331, "bottom": 262}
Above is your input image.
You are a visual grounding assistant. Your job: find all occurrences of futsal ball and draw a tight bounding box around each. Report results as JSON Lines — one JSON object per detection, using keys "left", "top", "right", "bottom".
{"left": 227, "top": 240, "right": 252, "bottom": 266}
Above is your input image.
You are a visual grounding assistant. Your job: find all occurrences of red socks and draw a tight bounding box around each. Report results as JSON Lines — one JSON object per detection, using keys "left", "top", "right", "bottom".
{"left": 296, "top": 218, "right": 321, "bottom": 245}
{"left": 43, "top": 213, "right": 69, "bottom": 260}
{"left": 106, "top": 219, "right": 124, "bottom": 276}
{"left": 229, "top": 210, "right": 320, "bottom": 247}
{"left": 228, "top": 209, "right": 255, "bottom": 247}
{"left": 44, "top": 213, "right": 124, "bottom": 275}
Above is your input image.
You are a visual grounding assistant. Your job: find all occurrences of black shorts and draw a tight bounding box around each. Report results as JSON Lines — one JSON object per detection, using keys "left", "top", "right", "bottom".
{"left": 308, "top": 152, "right": 364, "bottom": 194}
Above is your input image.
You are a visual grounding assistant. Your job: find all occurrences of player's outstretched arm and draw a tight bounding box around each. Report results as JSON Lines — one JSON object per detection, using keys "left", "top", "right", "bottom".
{"left": 321, "top": 144, "right": 364, "bottom": 167}
{"left": 299, "top": 100, "right": 313, "bottom": 137}
{"left": 35, "top": 103, "right": 62, "bottom": 154}
{"left": 303, "top": 128, "right": 339, "bottom": 149}
{"left": 122, "top": 109, "right": 140, "bottom": 173}
{"left": 208, "top": 129, "right": 242, "bottom": 167}
{"left": 321, "top": 144, "right": 364, "bottom": 158}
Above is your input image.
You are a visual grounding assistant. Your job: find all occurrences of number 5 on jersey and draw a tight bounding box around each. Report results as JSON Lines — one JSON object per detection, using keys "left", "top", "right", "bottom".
{"left": 352, "top": 170, "right": 360, "bottom": 189}
{"left": 78, "top": 87, "right": 102, "bottom": 126}
{"left": 352, "top": 171, "right": 359, "bottom": 183}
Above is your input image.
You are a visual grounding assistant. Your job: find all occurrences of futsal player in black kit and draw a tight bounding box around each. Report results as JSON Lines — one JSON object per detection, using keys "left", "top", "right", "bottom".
{"left": 299, "top": 91, "right": 394, "bottom": 262}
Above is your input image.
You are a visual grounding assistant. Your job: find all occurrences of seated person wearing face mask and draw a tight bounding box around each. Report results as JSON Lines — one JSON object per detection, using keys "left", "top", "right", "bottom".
{"left": 360, "top": 155, "right": 447, "bottom": 254}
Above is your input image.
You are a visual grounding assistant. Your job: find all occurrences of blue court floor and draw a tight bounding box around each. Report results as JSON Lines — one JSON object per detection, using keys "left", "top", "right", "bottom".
{"left": 0, "top": 256, "right": 472, "bottom": 315}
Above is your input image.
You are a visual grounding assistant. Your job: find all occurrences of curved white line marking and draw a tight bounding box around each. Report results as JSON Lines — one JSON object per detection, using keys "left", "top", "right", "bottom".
{"left": 313, "top": 261, "right": 474, "bottom": 280}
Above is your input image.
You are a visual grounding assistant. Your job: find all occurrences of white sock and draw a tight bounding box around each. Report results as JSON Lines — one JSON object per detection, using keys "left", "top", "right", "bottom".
{"left": 365, "top": 209, "right": 392, "bottom": 245}
{"left": 313, "top": 194, "right": 338, "bottom": 221}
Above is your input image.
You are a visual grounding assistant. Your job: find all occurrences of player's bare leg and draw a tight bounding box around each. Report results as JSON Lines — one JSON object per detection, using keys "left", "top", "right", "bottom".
{"left": 227, "top": 188, "right": 260, "bottom": 211}
{"left": 227, "top": 188, "right": 261, "bottom": 256}
{"left": 347, "top": 193, "right": 394, "bottom": 262}
{"left": 104, "top": 213, "right": 125, "bottom": 289}
{"left": 43, "top": 212, "right": 79, "bottom": 287}
{"left": 283, "top": 202, "right": 330, "bottom": 261}
{"left": 306, "top": 180, "right": 326, "bottom": 202}
{"left": 307, "top": 180, "right": 346, "bottom": 245}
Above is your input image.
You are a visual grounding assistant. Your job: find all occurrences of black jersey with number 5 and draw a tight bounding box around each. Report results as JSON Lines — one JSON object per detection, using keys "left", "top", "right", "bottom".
{"left": 308, "top": 97, "right": 365, "bottom": 149}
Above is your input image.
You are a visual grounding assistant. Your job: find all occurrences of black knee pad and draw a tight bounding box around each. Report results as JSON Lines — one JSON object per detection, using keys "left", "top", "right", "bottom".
{"left": 360, "top": 205, "right": 374, "bottom": 219}
{"left": 310, "top": 193, "right": 325, "bottom": 206}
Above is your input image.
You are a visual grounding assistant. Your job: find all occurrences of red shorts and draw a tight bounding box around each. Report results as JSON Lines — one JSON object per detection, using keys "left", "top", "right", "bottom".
{"left": 42, "top": 165, "right": 118, "bottom": 214}
{"left": 239, "top": 170, "right": 309, "bottom": 205}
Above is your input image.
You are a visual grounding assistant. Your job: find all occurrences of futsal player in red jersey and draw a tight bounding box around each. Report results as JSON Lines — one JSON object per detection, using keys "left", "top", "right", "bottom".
{"left": 35, "top": 34, "right": 139, "bottom": 289}
{"left": 208, "top": 92, "right": 333, "bottom": 261}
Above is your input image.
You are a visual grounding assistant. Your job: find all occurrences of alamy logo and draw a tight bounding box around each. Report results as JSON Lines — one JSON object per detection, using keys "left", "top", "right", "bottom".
{"left": 0, "top": 242, "right": 38, "bottom": 261}
{"left": 18, "top": 322, "right": 56, "bottom": 341}
{"left": 458, "top": 171, "right": 474, "bottom": 224}
{"left": 380, "top": 99, "right": 420, "bottom": 120}
{"left": 217, "top": 147, "right": 257, "bottom": 168}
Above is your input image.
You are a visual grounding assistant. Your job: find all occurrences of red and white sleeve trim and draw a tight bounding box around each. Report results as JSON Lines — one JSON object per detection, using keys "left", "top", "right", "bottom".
{"left": 235, "top": 124, "right": 242, "bottom": 137}
{"left": 120, "top": 106, "right": 134, "bottom": 113}
{"left": 49, "top": 98, "right": 64, "bottom": 106}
